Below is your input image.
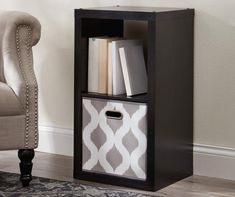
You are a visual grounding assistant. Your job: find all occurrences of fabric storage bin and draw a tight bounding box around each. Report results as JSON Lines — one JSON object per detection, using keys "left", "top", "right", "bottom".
{"left": 82, "top": 97, "right": 147, "bottom": 180}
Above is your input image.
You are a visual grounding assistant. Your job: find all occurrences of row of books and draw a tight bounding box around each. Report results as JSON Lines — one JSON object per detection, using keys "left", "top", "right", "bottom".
{"left": 87, "top": 37, "right": 147, "bottom": 96}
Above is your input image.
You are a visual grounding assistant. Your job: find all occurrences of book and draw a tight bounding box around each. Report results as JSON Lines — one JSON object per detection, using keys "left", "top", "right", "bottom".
{"left": 119, "top": 45, "right": 147, "bottom": 96}
{"left": 98, "top": 39, "right": 109, "bottom": 94}
{"left": 108, "top": 42, "right": 113, "bottom": 95}
{"left": 88, "top": 37, "right": 117, "bottom": 94}
{"left": 87, "top": 37, "right": 99, "bottom": 93}
{"left": 111, "top": 39, "right": 142, "bottom": 95}
{"left": 98, "top": 38, "right": 118, "bottom": 94}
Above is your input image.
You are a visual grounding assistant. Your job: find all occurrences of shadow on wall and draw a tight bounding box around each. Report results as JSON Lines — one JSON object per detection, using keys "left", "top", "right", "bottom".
{"left": 39, "top": 48, "right": 74, "bottom": 128}
{"left": 194, "top": 10, "right": 235, "bottom": 147}
{"left": 31, "top": 1, "right": 76, "bottom": 129}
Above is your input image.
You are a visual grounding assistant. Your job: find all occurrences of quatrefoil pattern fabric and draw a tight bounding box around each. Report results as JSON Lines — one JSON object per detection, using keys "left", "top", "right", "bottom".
{"left": 82, "top": 98, "right": 147, "bottom": 180}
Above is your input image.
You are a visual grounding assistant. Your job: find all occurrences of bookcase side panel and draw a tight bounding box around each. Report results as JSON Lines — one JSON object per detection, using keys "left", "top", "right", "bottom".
{"left": 146, "top": 19, "right": 157, "bottom": 187}
{"left": 74, "top": 15, "right": 83, "bottom": 176}
{"left": 154, "top": 10, "right": 194, "bottom": 190}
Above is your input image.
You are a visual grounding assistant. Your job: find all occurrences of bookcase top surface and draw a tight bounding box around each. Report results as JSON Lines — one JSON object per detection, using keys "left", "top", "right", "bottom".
{"left": 77, "top": 6, "right": 190, "bottom": 13}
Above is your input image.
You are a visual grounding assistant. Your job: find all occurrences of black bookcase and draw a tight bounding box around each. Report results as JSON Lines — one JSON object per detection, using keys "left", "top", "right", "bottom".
{"left": 74, "top": 6, "right": 194, "bottom": 191}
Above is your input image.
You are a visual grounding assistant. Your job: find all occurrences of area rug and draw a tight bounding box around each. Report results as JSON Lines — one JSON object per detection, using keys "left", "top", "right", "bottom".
{"left": 0, "top": 171, "right": 154, "bottom": 197}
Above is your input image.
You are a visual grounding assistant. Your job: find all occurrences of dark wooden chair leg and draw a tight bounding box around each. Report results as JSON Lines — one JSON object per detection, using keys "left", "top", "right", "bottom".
{"left": 18, "top": 149, "right": 35, "bottom": 187}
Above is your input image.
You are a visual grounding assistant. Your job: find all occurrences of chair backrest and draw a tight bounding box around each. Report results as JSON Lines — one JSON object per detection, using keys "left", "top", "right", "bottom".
{"left": 0, "top": 56, "right": 5, "bottom": 82}
{"left": 0, "top": 13, "right": 5, "bottom": 82}
{"left": 0, "top": 31, "right": 4, "bottom": 82}
{"left": 0, "top": 11, "right": 41, "bottom": 83}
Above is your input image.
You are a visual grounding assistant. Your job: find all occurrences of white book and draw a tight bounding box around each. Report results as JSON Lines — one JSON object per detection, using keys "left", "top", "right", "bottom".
{"left": 112, "top": 39, "right": 142, "bottom": 95}
{"left": 88, "top": 37, "right": 99, "bottom": 93}
{"left": 119, "top": 45, "right": 147, "bottom": 96}
{"left": 108, "top": 42, "right": 113, "bottom": 94}
{"left": 98, "top": 37, "right": 118, "bottom": 94}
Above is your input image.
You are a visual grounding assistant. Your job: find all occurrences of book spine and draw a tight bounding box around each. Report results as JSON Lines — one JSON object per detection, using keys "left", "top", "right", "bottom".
{"left": 108, "top": 42, "right": 113, "bottom": 95}
{"left": 112, "top": 42, "right": 117, "bottom": 95}
{"left": 119, "top": 47, "right": 132, "bottom": 96}
{"left": 88, "top": 38, "right": 99, "bottom": 93}
{"left": 98, "top": 39, "right": 108, "bottom": 94}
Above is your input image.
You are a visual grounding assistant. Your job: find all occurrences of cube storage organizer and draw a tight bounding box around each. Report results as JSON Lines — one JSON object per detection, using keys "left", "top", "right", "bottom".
{"left": 74, "top": 6, "right": 194, "bottom": 191}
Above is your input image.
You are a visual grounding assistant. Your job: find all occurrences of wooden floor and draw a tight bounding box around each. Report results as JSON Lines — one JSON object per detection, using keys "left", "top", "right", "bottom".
{"left": 0, "top": 150, "right": 235, "bottom": 197}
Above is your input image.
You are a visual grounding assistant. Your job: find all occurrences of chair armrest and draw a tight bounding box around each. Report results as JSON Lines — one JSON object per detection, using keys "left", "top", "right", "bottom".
{"left": 0, "top": 11, "right": 41, "bottom": 105}
{"left": 0, "top": 11, "right": 41, "bottom": 148}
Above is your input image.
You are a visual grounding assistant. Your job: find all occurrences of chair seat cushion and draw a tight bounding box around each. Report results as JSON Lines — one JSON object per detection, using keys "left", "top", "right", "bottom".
{"left": 0, "top": 82, "right": 24, "bottom": 116}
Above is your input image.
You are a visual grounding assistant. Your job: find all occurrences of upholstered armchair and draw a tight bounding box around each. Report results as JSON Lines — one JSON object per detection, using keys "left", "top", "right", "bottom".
{"left": 0, "top": 11, "right": 41, "bottom": 186}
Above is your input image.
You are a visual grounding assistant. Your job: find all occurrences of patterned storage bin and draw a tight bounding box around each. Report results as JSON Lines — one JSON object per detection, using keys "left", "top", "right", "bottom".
{"left": 82, "top": 97, "right": 147, "bottom": 180}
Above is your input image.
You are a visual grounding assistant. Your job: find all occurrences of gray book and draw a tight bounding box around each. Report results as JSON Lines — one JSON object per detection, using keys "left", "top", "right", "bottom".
{"left": 111, "top": 39, "right": 142, "bottom": 95}
{"left": 88, "top": 37, "right": 99, "bottom": 93}
{"left": 119, "top": 45, "right": 147, "bottom": 96}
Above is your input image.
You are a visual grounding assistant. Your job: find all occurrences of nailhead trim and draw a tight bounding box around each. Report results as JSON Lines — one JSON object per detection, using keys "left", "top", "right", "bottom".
{"left": 16, "top": 25, "right": 38, "bottom": 148}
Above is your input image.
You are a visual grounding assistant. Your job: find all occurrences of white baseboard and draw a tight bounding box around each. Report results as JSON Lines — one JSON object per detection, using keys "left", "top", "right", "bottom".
{"left": 194, "top": 143, "right": 235, "bottom": 181}
{"left": 36, "top": 126, "right": 235, "bottom": 180}
{"left": 36, "top": 125, "right": 73, "bottom": 156}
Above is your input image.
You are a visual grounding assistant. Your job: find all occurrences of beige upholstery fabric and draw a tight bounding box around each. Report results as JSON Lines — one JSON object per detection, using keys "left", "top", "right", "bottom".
{"left": 0, "top": 115, "right": 25, "bottom": 150}
{"left": 0, "top": 11, "right": 41, "bottom": 150}
{"left": 0, "top": 51, "right": 3, "bottom": 82}
{"left": 0, "top": 82, "right": 24, "bottom": 116}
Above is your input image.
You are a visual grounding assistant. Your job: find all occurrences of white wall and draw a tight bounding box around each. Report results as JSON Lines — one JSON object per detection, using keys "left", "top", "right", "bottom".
{"left": 1, "top": 0, "right": 235, "bottom": 149}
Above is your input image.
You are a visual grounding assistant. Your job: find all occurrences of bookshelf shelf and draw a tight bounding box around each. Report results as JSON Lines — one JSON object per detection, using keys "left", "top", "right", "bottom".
{"left": 74, "top": 6, "right": 194, "bottom": 191}
{"left": 82, "top": 92, "right": 147, "bottom": 103}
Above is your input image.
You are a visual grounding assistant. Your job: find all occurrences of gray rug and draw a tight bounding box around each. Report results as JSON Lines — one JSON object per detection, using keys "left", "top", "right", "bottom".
{"left": 0, "top": 171, "right": 154, "bottom": 197}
